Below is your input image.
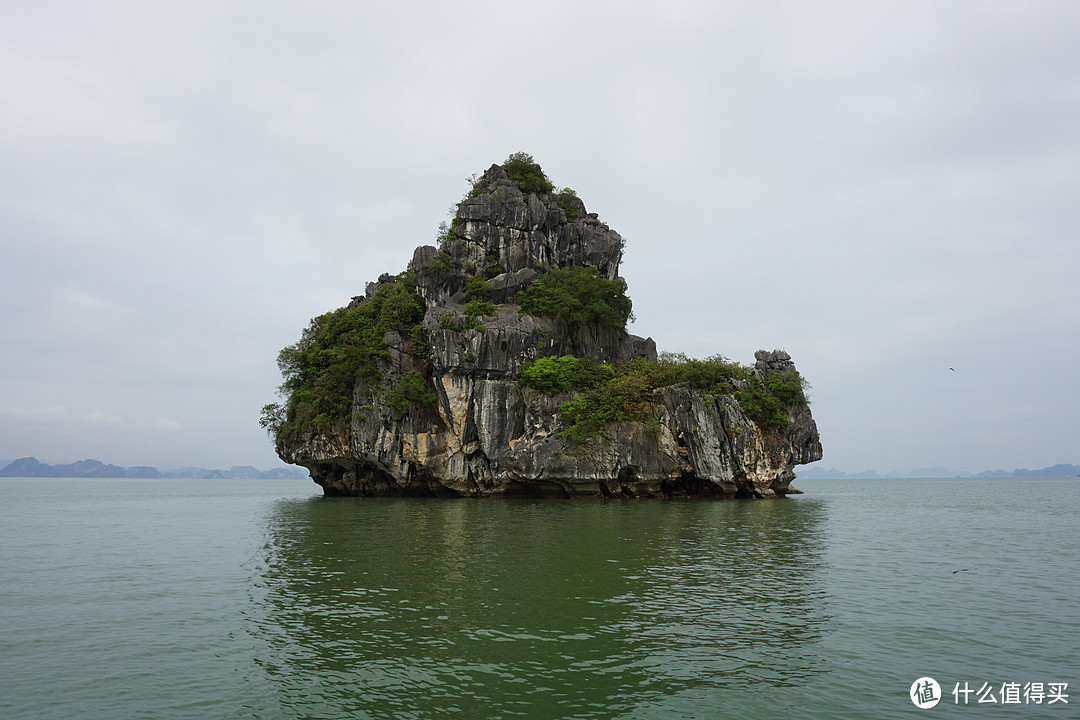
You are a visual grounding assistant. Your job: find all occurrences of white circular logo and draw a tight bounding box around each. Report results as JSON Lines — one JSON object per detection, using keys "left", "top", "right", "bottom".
{"left": 911, "top": 677, "right": 942, "bottom": 709}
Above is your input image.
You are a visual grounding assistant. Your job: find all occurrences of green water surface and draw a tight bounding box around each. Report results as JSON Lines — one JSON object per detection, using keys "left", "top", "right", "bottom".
{"left": 1, "top": 477, "right": 1076, "bottom": 719}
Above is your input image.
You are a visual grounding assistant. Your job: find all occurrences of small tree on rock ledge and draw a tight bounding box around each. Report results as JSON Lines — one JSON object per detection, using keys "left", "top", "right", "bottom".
{"left": 500, "top": 152, "right": 555, "bottom": 195}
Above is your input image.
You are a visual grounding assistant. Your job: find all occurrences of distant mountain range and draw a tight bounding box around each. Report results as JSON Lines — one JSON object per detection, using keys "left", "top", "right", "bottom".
{"left": 3, "top": 456, "right": 1076, "bottom": 482}
{"left": 796, "top": 463, "right": 1080, "bottom": 479}
{"left": 0, "top": 457, "right": 307, "bottom": 480}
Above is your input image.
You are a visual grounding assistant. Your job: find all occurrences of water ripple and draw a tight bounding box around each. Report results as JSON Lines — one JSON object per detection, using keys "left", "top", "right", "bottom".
{"left": 243, "top": 497, "right": 833, "bottom": 718}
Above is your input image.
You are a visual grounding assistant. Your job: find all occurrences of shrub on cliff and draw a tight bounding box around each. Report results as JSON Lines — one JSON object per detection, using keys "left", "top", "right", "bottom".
{"left": 386, "top": 370, "right": 439, "bottom": 412}
{"left": 731, "top": 369, "right": 808, "bottom": 432}
{"left": 518, "top": 355, "right": 611, "bottom": 395}
{"left": 515, "top": 266, "right": 633, "bottom": 331}
{"left": 515, "top": 353, "right": 807, "bottom": 444}
{"left": 264, "top": 269, "right": 426, "bottom": 444}
{"left": 734, "top": 385, "right": 788, "bottom": 432}
{"left": 558, "top": 367, "right": 659, "bottom": 445}
{"left": 653, "top": 352, "right": 750, "bottom": 393}
{"left": 765, "top": 370, "right": 808, "bottom": 406}
{"left": 501, "top": 152, "right": 554, "bottom": 195}
{"left": 463, "top": 275, "right": 492, "bottom": 303}
{"left": 464, "top": 300, "right": 497, "bottom": 318}
{"left": 556, "top": 187, "right": 581, "bottom": 221}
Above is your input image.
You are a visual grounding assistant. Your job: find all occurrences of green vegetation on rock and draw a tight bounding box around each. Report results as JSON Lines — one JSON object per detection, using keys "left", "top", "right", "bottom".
{"left": 430, "top": 250, "right": 455, "bottom": 272}
{"left": 765, "top": 369, "right": 807, "bottom": 406}
{"left": 556, "top": 187, "right": 581, "bottom": 221}
{"left": 497, "top": 154, "right": 582, "bottom": 220}
{"left": 463, "top": 275, "right": 492, "bottom": 303}
{"left": 500, "top": 152, "right": 554, "bottom": 195}
{"left": 734, "top": 369, "right": 809, "bottom": 433}
{"left": 515, "top": 266, "right": 632, "bottom": 331}
{"left": 261, "top": 269, "right": 426, "bottom": 447}
{"left": 464, "top": 300, "right": 498, "bottom": 319}
{"left": 517, "top": 355, "right": 612, "bottom": 396}
{"left": 556, "top": 362, "right": 660, "bottom": 445}
{"left": 434, "top": 293, "right": 498, "bottom": 334}
{"left": 517, "top": 353, "right": 808, "bottom": 444}
{"left": 387, "top": 370, "right": 439, "bottom": 412}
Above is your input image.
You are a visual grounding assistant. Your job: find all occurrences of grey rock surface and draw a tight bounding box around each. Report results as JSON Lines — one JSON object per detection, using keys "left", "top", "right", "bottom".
{"left": 278, "top": 165, "right": 822, "bottom": 497}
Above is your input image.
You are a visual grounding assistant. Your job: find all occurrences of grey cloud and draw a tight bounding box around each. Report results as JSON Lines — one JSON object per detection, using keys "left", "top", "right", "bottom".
{"left": 1, "top": 0, "right": 1078, "bottom": 472}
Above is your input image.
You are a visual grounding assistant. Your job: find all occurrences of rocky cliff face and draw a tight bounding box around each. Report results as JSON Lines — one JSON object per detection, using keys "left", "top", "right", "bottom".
{"left": 272, "top": 159, "right": 822, "bottom": 498}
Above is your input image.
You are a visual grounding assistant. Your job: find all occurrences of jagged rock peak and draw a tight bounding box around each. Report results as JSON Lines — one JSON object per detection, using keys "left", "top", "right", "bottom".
{"left": 755, "top": 349, "right": 794, "bottom": 374}
{"left": 411, "top": 158, "right": 626, "bottom": 306}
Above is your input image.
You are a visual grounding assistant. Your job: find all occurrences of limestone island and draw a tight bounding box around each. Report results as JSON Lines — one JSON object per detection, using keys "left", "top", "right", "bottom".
{"left": 262, "top": 154, "right": 822, "bottom": 498}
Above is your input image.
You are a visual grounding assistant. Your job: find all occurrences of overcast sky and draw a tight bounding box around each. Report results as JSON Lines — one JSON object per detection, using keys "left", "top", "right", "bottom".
{"left": 2, "top": 1, "right": 1078, "bottom": 474}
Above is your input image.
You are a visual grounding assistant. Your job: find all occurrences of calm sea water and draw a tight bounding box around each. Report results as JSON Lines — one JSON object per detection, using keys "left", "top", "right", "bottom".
{"left": 1, "top": 476, "right": 1076, "bottom": 719}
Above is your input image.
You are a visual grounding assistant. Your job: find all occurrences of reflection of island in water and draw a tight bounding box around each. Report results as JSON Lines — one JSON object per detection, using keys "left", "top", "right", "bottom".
{"left": 248, "top": 497, "right": 831, "bottom": 718}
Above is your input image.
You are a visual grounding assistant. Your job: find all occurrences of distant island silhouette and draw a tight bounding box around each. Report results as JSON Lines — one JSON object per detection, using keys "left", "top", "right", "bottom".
{"left": 797, "top": 463, "right": 1080, "bottom": 479}
{"left": 0, "top": 457, "right": 307, "bottom": 480}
